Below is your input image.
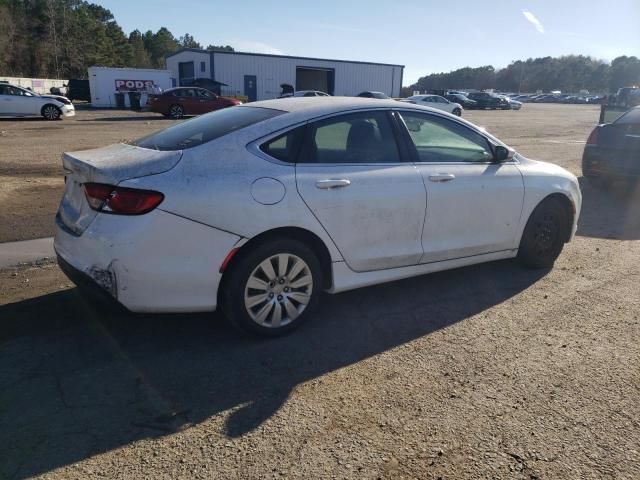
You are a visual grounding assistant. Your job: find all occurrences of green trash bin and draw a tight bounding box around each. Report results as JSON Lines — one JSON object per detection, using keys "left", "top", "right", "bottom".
{"left": 128, "top": 92, "right": 142, "bottom": 110}
{"left": 114, "top": 92, "right": 125, "bottom": 108}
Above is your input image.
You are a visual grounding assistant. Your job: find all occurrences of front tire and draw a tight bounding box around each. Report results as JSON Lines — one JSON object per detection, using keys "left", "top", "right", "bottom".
{"left": 452, "top": 108, "right": 462, "bottom": 116}
{"left": 222, "top": 239, "right": 323, "bottom": 337}
{"left": 518, "top": 197, "right": 569, "bottom": 269}
{"left": 41, "top": 104, "right": 61, "bottom": 120}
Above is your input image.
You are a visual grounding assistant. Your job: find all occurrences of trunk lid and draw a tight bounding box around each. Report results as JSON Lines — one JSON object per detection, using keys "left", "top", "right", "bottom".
{"left": 57, "top": 143, "right": 182, "bottom": 235}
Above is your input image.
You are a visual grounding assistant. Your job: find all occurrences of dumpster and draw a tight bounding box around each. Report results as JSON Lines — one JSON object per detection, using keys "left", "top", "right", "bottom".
{"left": 114, "top": 92, "right": 125, "bottom": 108}
{"left": 128, "top": 92, "right": 141, "bottom": 110}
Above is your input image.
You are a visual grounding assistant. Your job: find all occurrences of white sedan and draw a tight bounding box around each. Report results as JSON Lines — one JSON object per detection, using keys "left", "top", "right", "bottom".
{"left": 0, "top": 83, "right": 75, "bottom": 120}
{"left": 55, "top": 97, "right": 581, "bottom": 336}
{"left": 404, "top": 94, "right": 464, "bottom": 116}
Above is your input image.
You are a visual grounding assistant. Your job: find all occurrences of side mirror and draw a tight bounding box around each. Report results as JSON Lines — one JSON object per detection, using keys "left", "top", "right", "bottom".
{"left": 494, "top": 145, "right": 514, "bottom": 162}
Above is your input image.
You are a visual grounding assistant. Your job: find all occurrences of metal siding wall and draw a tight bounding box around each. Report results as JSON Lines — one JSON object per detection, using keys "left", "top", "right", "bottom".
{"left": 166, "top": 51, "right": 211, "bottom": 84}
{"left": 212, "top": 52, "right": 403, "bottom": 100}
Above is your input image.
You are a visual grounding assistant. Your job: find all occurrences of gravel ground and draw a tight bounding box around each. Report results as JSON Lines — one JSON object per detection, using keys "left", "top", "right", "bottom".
{"left": 1, "top": 104, "right": 640, "bottom": 480}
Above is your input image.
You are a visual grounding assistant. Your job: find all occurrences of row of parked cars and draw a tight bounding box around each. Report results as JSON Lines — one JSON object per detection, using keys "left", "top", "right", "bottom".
{"left": 508, "top": 93, "right": 605, "bottom": 104}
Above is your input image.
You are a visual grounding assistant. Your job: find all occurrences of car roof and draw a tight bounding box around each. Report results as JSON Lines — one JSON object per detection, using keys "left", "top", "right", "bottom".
{"left": 165, "top": 86, "right": 206, "bottom": 92}
{"left": 230, "top": 97, "right": 508, "bottom": 150}
{"left": 241, "top": 96, "right": 487, "bottom": 129}
{"left": 248, "top": 96, "right": 406, "bottom": 115}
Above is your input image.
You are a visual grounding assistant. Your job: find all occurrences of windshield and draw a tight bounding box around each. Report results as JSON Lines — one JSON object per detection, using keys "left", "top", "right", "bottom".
{"left": 132, "top": 106, "right": 284, "bottom": 151}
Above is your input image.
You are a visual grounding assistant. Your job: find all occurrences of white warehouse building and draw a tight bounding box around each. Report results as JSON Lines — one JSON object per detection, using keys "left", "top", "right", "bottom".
{"left": 165, "top": 49, "right": 404, "bottom": 101}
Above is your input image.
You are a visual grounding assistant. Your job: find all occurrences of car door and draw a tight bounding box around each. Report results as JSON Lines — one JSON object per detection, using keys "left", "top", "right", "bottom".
{"left": 396, "top": 110, "right": 524, "bottom": 263}
{"left": 175, "top": 88, "right": 196, "bottom": 114}
{"left": 433, "top": 96, "right": 453, "bottom": 113}
{"left": 294, "top": 110, "right": 427, "bottom": 272}
{"left": 0, "top": 85, "right": 15, "bottom": 115}
{"left": 194, "top": 88, "right": 215, "bottom": 114}
{"left": 13, "top": 86, "right": 41, "bottom": 115}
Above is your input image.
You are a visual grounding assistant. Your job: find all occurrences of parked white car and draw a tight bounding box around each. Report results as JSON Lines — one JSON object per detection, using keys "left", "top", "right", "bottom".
{"left": 0, "top": 83, "right": 75, "bottom": 120}
{"left": 404, "top": 94, "right": 464, "bottom": 116}
{"left": 500, "top": 95, "right": 523, "bottom": 110}
{"left": 55, "top": 97, "right": 581, "bottom": 336}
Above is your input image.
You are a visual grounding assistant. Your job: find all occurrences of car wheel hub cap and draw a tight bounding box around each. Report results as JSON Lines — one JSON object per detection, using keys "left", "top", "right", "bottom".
{"left": 244, "top": 253, "right": 313, "bottom": 328}
{"left": 534, "top": 215, "right": 557, "bottom": 254}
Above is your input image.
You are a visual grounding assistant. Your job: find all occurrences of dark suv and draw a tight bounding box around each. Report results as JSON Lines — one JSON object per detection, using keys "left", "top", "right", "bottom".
{"left": 445, "top": 93, "right": 477, "bottom": 109}
{"left": 466, "top": 92, "right": 510, "bottom": 110}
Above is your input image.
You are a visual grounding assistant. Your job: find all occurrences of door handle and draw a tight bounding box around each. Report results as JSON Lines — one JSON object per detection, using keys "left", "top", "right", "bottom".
{"left": 316, "top": 179, "right": 351, "bottom": 189}
{"left": 428, "top": 173, "right": 455, "bottom": 183}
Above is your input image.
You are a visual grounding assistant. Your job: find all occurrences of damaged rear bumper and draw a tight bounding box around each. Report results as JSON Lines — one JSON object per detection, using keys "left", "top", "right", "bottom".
{"left": 54, "top": 209, "right": 241, "bottom": 313}
{"left": 57, "top": 253, "right": 124, "bottom": 309}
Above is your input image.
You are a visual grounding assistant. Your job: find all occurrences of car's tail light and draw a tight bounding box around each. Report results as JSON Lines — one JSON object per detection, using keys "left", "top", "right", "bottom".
{"left": 84, "top": 183, "right": 164, "bottom": 215}
{"left": 586, "top": 127, "right": 600, "bottom": 146}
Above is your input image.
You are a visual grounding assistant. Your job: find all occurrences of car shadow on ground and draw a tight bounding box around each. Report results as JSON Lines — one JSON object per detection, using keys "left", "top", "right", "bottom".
{"left": 0, "top": 259, "right": 546, "bottom": 479}
{"left": 576, "top": 176, "right": 640, "bottom": 240}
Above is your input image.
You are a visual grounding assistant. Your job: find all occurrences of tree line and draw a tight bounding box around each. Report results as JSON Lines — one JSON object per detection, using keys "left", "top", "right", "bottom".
{"left": 0, "top": 0, "right": 233, "bottom": 79}
{"left": 406, "top": 55, "right": 640, "bottom": 94}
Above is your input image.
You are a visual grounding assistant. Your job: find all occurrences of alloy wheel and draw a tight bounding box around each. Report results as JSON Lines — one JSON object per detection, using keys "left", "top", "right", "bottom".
{"left": 170, "top": 105, "right": 184, "bottom": 118}
{"left": 43, "top": 105, "right": 60, "bottom": 120}
{"left": 244, "top": 253, "right": 313, "bottom": 328}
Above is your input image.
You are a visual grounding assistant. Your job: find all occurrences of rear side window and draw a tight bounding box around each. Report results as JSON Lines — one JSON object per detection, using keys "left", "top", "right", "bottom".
{"left": 133, "top": 106, "right": 284, "bottom": 151}
{"left": 300, "top": 111, "right": 401, "bottom": 164}
{"left": 260, "top": 126, "right": 306, "bottom": 162}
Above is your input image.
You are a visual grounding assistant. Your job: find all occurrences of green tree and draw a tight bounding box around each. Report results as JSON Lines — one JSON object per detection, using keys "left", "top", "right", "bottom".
{"left": 179, "top": 33, "right": 201, "bottom": 49}
{"left": 144, "top": 27, "right": 179, "bottom": 68}
{"left": 206, "top": 44, "right": 234, "bottom": 52}
{"left": 609, "top": 56, "right": 640, "bottom": 90}
{"left": 128, "top": 29, "right": 152, "bottom": 68}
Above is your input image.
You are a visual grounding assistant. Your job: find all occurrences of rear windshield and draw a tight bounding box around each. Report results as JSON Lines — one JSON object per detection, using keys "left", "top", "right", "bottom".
{"left": 132, "top": 106, "right": 284, "bottom": 151}
{"left": 614, "top": 107, "right": 640, "bottom": 125}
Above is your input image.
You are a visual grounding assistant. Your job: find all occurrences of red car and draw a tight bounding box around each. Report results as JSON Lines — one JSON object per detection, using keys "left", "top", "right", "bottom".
{"left": 149, "top": 87, "right": 241, "bottom": 119}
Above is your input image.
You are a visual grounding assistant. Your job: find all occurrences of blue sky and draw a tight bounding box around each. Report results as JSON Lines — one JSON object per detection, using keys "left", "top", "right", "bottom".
{"left": 100, "top": 0, "right": 640, "bottom": 85}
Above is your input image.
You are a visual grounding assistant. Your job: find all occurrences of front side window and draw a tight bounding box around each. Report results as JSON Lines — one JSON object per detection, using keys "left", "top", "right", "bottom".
{"left": 133, "top": 106, "right": 284, "bottom": 151}
{"left": 399, "top": 111, "right": 493, "bottom": 163}
{"left": 196, "top": 89, "right": 214, "bottom": 99}
{"left": 300, "top": 111, "right": 401, "bottom": 164}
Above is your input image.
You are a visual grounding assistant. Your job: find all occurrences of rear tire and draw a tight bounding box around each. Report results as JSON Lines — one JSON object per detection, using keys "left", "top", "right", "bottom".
{"left": 169, "top": 104, "right": 184, "bottom": 119}
{"left": 517, "top": 197, "right": 569, "bottom": 269}
{"left": 221, "top": 239, "right": 323, "bottom": 337}
{"left": 41, "top": 104, "right": 61, "bottom": 120}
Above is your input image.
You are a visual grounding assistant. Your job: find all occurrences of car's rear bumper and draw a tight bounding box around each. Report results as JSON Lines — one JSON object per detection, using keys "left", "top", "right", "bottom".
{"left": 582, "top": 148, "right": 640, "bottom": 179}
{"left": 54, "top": 209, "right": 241, "bottom": 313}
{"left": 57, "top": 253, "right": 125, "bottom": 309}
